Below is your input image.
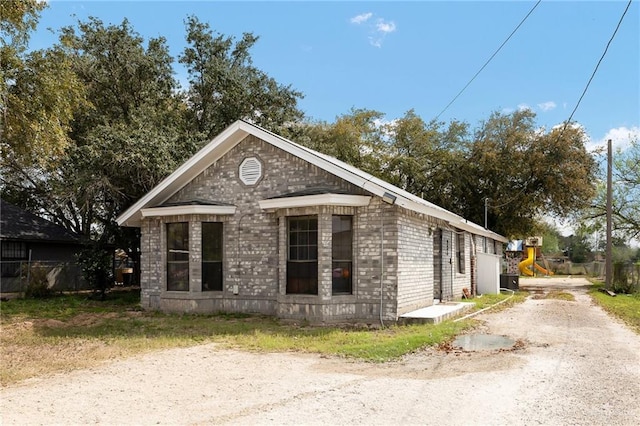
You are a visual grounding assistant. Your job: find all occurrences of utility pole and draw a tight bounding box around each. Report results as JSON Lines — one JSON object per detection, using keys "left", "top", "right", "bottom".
{"left": 606, "top": 139, "right": 613, "bottom": 290}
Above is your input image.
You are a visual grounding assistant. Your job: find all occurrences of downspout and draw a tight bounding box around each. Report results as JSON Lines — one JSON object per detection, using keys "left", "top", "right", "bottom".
{"left": 379, "top": 204, "right": 385, "bottom": 328}
{"left": 470, "top": 234, "right": 477, "bottom": 296}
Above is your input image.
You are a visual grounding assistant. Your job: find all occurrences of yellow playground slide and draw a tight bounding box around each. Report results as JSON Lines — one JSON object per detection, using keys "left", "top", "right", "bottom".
{"left": 518, "top": 247, "right": 554, "bottom": 276}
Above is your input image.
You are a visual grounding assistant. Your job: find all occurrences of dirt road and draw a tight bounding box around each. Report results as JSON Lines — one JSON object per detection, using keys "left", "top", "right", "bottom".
{"left": 2, "top": 276, "right": 639, "bottom": 425}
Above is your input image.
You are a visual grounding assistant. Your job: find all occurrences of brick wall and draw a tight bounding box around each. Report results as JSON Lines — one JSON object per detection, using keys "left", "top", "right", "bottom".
{"left": 396, "top": 210, "right": 437, "bottom": 315}
{"left": 139, "top": 135, "right": 406, "bottom": 322}
{"left": 451, "top": 231, "right": 472, "bottom": 301}
{"left": 137, "top": 133, "right": 498, "bottom": 322}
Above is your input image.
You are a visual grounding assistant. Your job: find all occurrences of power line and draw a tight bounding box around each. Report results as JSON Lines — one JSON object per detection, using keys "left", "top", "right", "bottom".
{"left": 557, "top": 0, "right": 633, "bottom": 138}
{"left": 435, "top": 0, "right": 542, "bottom": 120}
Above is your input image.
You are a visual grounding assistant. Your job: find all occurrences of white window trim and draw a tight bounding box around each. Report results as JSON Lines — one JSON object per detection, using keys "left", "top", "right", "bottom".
{"left": 259, "top": 194, "right": 371, "bottom": 211}
{"left": 142, "top": 205, "right": 236, "bottom": 218}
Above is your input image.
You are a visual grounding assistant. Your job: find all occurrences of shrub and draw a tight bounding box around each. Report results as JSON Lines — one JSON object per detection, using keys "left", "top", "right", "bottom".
{"left": 22, "top": 263, "right": 53, "bottom": 298}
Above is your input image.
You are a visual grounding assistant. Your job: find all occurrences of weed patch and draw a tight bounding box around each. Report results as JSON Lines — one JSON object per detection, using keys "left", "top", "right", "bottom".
{"left": 544, "top": 291, "right": 575, "bottom": 301}
{"left": 1, "top": 290, "right": 478, "bottom": 385}
{"left": 469, "top": 291, "right": 527, "bottom": 312}
{"left": 590, "top": 286, "right": 640, "bottom": 333}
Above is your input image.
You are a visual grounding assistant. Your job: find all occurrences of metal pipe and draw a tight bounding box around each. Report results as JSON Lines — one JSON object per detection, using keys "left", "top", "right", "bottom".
{"left": 379, "top": 202, "right": 385, "bottom": 328}
{"left": 454, "top": 288, "right": 515, "bottom": 322}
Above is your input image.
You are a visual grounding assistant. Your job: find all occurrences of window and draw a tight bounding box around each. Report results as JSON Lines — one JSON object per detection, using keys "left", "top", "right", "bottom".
{"left": 1, "top": 241, "right": 27, "bottom": 277}
{"left": 287, "top": 216, "right": 318, "bottom": 294}
{"left": 2, "top": 241, "right": 27, "bottom": 259}
{"left": 167, "top": 222, "right": 189, "bottom": 291}
{"left": 202, "top": 222, "right": 223, "bottom": 291}
{"left": 332, "top": 216, "right": 353, "bottom": 294}
{"left": 457, "top": 232, "right": 465, "bottom": 274}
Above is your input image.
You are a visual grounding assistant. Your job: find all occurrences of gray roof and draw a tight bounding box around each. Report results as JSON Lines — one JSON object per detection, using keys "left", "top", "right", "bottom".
{"left": 0, "top": 199, "right": 82, "bottom": 244}
{"left": 161, "top": 199, "right": 234, "bottom": 207}
{"left": 117, "top": 120, "right": 507, "bottom": 243}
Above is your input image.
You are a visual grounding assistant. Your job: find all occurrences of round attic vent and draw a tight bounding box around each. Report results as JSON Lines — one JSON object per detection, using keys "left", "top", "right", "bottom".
{"left": 239, "top": 156, "right": 263, "bottom": 186}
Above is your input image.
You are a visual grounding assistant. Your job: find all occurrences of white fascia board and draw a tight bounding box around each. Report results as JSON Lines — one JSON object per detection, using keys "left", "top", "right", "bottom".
{"left": 116, "top": 122, "right": 249, "bottom": 227}
{"left": 259, "top": 194, "right": 371, "bottom": 210}
{"left": 449, "top": 218, "right": 509, "bottom": 243}
{"left": 141, "top": 205, "right": 236, "bottom": 218}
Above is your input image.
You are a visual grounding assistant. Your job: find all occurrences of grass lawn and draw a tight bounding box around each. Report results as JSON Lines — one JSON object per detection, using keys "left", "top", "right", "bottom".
{"left": 0, "top": 289, "right": 519, "bottom": 386}
{"left": 589, "top": 285, "right": 640, "bottom": 334}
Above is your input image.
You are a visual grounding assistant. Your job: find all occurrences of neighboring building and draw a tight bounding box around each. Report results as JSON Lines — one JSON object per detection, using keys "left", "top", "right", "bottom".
{"left": 117, "top": 120, "right": 506, "bottom": 323}
{"left": 0, "top": 199, "right": 84, "bottom": 292}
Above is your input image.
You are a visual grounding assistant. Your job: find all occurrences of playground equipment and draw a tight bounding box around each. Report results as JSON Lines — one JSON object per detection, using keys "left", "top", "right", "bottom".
{"left": 506, "top": 237, "right": 554, "bottom": 278}
{"left": 518, "top": 246, "right": 554, "bottom": 276}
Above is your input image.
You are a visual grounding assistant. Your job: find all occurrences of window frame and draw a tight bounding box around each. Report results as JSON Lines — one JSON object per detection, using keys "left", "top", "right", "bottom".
{"left": 201, "top": 222, "right": 223, "bottom": 292}
{"left": 286, "top": 216, "right": 318, "bottom": 295}
{"left": 457, "top": 231, "right": 466, "bottom": 274}
{"left": 331, "top": 215, "right": 353, "bottom": 295}
{"left": 1, "top": 241, "right": 27, "bottom": 277}
{"left": 166, "top": 222, "right": 189, "bottom": 291}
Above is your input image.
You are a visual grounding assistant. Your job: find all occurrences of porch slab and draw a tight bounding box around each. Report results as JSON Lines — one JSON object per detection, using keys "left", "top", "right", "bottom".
{"left": 399, "top": 302, "right": 475, "bottom": 324}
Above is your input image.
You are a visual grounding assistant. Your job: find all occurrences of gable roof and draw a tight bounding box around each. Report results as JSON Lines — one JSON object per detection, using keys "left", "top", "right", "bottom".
{"left": 0, "top": 199, "right": 82, "bottom": 244}
{"left": 116, "top": 120, "right": 507, "bottom": 242}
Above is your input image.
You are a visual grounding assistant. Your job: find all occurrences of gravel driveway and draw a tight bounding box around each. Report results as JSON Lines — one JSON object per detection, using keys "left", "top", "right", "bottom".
{"left": 2, "top": 276, "right": 639, "bottom": 425}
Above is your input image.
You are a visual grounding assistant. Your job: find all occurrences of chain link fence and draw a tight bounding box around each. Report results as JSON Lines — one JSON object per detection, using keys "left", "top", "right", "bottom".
{"left": 613, "top": 262, "right": 640, "bottom": 293}
{"left": 1, "top": 261, "right": 89, "bottom": 294}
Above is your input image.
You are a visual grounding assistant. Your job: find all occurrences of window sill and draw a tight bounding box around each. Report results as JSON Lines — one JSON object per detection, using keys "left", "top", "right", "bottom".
{"left": 162, "top": 291, "right": 224, "bottom": 299}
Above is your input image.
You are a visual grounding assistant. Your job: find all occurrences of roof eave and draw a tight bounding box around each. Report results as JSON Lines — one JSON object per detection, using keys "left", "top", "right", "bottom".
{"left": 116, "top": 122, "right": 250, "bottom": 227}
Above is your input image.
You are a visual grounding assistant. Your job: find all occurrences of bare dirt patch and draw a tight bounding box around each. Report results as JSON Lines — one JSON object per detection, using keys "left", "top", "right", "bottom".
{"left": 2, "top": 276, "right": 639, "bottom": 425}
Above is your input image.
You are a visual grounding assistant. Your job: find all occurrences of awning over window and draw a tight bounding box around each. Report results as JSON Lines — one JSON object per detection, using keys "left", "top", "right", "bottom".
{"left": 141, "top": 199, "right": 236, "bottom": 217}
{"left": 259, "top": 188, "right": 371, "bottom": 211}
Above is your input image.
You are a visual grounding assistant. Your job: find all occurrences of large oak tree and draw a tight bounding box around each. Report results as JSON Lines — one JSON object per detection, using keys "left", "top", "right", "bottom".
{"left": 293, "top": 109, "right": 598, "bottom": 238}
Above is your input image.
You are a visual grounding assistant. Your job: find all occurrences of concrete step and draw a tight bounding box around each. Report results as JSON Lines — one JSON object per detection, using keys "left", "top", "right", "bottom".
{"left": 398, "top": 302, "right": 475, "bottom": 325}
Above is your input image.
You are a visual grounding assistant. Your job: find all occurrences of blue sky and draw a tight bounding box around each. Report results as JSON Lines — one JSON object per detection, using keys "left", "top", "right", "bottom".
{"left": 31, "top": 1, "right": 639, "bottom": 151}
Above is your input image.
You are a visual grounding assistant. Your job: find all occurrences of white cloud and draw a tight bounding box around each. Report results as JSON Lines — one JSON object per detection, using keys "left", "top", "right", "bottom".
{"left": 537, "top": 101, "right": 557, "bottom": 112}
{"left": 517, "top": 103, "right": 531, "bottom": 111}
{"left": 586, "top": 126, "right": 640, "bottom": 153}
{"left": 376, "top": 19, "right": 396, "bottom": 34}
{"left": 351, "top": 13, "right": 396, "bottom": 48}
{"left": 350, "top": 12, "right": 372, "bottom": 24}
{"left": 368, "top": 37, "right": 383, "bottom": 48}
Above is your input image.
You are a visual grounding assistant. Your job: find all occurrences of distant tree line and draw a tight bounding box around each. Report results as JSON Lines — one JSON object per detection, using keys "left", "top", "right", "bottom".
{"left": 7, "top": 0, "right": 634, "bottom": 276}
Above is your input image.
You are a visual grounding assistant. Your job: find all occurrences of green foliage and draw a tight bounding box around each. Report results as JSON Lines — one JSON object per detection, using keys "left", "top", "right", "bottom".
{"left": 2, "top": 14, "right": 304, "bottom": 256}
{"left": 533, "top": 221, "right": 562, "bottom": 254}
{"left": 0, "top": 0, "right": 46, "bottom": 50}
{"left": 179, "top": 16, "right": 304, "bottom": 139}
{"left": 590, "top": 286, "right": 640, "bottom": 333}
{"left": 1, "top": 290, "right": 140, "bottom": 320}
{"left": 294, "top": 109, "right": 597, "bottom": 237}
{"left": 464, "top": 113, "right": 597, "bottom": 237}
{"left": 2, "top": 11, "right": 599, "bottom": 250}
{"left": 544, "top": 291, "right": 575, "bottom": 301}
{"left": 22, "top": 263, "right": 53, "bottom": 299}
{"left": 470, "top": 292, "right": 528, "bottom": 311}
{"left": 1, "top": 0, "right": 47, "bottom": 106}
{"left": 584, "top": 138, "right": 640, "bottom": 243}
{"left": 612, "top": 263, "right": 640, "bottom": 294}
{"left": 76, "top": 242, "right": 112, "bottom": 298}
{"left": 383, "top": 110, "right": 468, "bottom": 210}
{"left": 560, "top": 229, "right": 593, "bottom": 263}
{"left": 2, "top": 291, "right": 474, "bottom": 360}
{"left": 2, "top": 47, "right": 86, "bottom": 168}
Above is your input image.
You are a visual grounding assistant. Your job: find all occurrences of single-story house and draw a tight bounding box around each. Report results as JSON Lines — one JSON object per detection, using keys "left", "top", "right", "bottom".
{"left": 0, "top": 198, "right": 85, "bottom": 292}
{"left": 117, "top": 120, "right": 507, "bottom": 323}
